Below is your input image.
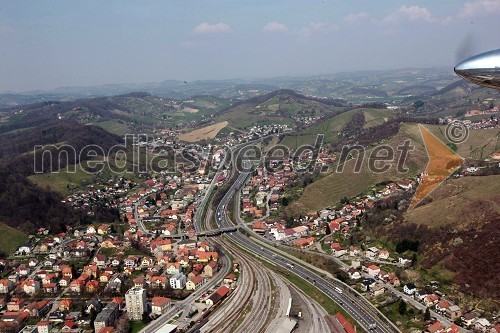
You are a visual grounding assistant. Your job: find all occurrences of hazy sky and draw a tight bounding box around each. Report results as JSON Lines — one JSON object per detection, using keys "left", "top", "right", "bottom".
{"left": 1, "top": 0, "right": 499, "bottom": 92}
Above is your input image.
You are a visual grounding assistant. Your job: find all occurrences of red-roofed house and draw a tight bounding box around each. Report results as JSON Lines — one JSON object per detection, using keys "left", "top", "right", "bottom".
{"left": 151, "top": 296, "right": 171, "bottom": 316}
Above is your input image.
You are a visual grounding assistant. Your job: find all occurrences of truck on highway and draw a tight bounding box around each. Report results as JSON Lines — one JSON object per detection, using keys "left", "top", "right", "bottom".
{"left": 335, "top": 287, "right": 342, "bottom": 294}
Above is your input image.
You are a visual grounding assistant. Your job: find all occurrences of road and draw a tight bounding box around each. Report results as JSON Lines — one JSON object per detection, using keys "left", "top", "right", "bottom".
{"left": 138, "top": 251, "right": 231, "bottom": 333}
{"left": 214, "top": 160, "right": 400, "bottom": 333}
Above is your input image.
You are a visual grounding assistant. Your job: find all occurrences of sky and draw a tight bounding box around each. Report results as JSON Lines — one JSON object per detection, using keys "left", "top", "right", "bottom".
{"left": 0, "top": 0, "right": 499, "bottom": 92}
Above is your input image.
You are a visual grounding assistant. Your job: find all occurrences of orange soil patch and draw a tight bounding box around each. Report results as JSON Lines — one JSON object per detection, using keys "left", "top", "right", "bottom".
{"left": 178, "top": 121, "right": 228, "bottom": 142}
{"left": 409, "top": 125, "right": 464, "bottom": 209}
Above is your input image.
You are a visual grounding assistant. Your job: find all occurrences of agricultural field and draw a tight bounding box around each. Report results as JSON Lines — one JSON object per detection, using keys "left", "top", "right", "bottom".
{"left": 287, "top": 123, "right": 427, "bottom": 215}
{"left": 178, "top": 121, "right": 229, "bottom": 142}
{"left": 426, "top": 125, "right": 500, "bottom": 160}
{"left": 363, "top": 108, "right": 394, "bottom": 128}
{"left": 404, "top": 174, "right": 500, "bottom": 228}
{"left": 409, "top": 125, "right": 464, "bottom": 209}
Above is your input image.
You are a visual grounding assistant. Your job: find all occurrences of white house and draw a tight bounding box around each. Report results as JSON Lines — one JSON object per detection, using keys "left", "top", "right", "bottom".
{"left": 403, "top": 283, "right": 416, "bottom": 295}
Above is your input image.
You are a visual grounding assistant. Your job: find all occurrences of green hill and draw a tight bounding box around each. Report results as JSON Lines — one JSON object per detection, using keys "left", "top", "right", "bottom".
{"left": 212, "top": 90, "right": 345, "bottom": 130}
{"left": 287, "top": 123, "right": 427, "bottom": 215}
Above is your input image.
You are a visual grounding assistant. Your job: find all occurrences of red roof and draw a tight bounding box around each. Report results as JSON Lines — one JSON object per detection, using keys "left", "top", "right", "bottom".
{"left": 334, "top": 313, "right": 355, "bottom": 333}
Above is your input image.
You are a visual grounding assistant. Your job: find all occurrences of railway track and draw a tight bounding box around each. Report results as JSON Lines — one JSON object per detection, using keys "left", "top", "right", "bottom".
{"left": 201, "top": 238, "right": 257, "bottom": 333}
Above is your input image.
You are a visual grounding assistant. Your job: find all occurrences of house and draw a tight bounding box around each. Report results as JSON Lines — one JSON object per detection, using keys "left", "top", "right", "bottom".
{"left": 415, "top": 288, "right": 432, "bottom": 301}
{"left": 444, "top": 324, "right": 460, "bottom": 333}
{"left": 445, "top": 305, "right": 461, "bottom": 321}
{"left": 294, "top": 237, "right": 315, "bottom": 249}
{"left": 435, "top": 301, "right": 450, "bottom": 313}
{"left": 349, "top": 246, "right": 361, "bottom": 257}
{"left": 93, "top": 302, "right": 119, "bottom": 333}
{"left": 166, "top": 263, "right": 181, "bottom": 275}
{"left": 331, "top": 243, "right": 347, "bottom": 257}
{"left": 7, "top": 298, "right": 25, "bottom": 311}
{"left": 403, "top": 283, "right": 416, "bottom": 295}
{"left": 474, "top": 318, "right": 491, "bottom": 332}
{"left": 28, "top": 258, "right": 39, "bottom": 268}
{"left": 59, "top": 299, "right": 73, "bottom": 312}
{"left": 399, "top": 257, "right": 412, "bottom": 267}
{"left": 59, "top": 277, "right": 71, "bottom": 288}
{"left": 23, "top": 280, "right": 40, "bottom": 295}
{"left": 378, "top": 250, "right": 389, "bottom": 260}
{"left": 151, "top": 276, "right": 167, "bottom": 289}
{"left": 151, "top": 296, "right": 171, "bottom": 316}
{"left": 62, "top": 266, "right": 73, "bottom": 279}
{"left": 347, "top": 268, "right": 361, "bottom": 280}
{"left": 43, "top": 283, "right": 58, "bottom": 294}
{"left": 367, "top": 265, "right": 380, "bottom": 277}
{"left": 223, "top": 273, "right": 237, "bottom": 285}
{"left": 69, "top": 280, "right": 85, "bottom": 294}
{"left": 97, "top": 225, "right": 110, "bottom": 235}
{"left": 360, "top": 278, "right": 376, "bottom": 292}
{"left": 203, "top": 261, "right": 217, "bottom": 278}
{"left": 60, "top": 320, "right": 80, "bottom": 333}
{"left": 94, "top": 254, "right": 107, "bottom": 268}
{"left": 169, "top": 273, "right": 186, "bottom": 290}
{"left": 427, "top": 321, "right": 444, "bottom": 333}
{"left": 370, "top": 283, "right": 385, "bottom": 297}
{"left": 424, "top": 294, "right": 440, "bottom": 307}
{"left": 85, "top": 281, "right": 99, "bottom": 293}
{"left": 100, "top": 272, "right": 112, "bottom": 283}
{"left": 365, "top": 247, "right": 379, "bottom": 259}
{"left": 0, "top": 280, "right": 13, "bottom": 293}
{"left": 37, "top": 321, "right": 51, "bottom": 333}
{"left": 461, "top": 312, "right": 479, "bottom": 328}
{"left": 186, "top": 275, "right": 205, "bottom": 291}
{"left": 98, "top": 328, "right": 114, "bottom": 333}
{"left": 17, "top": 245, "right": 32, "bottom": 255}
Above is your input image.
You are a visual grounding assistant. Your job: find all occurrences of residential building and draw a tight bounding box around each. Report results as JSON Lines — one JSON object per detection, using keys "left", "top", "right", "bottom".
{"left": 125, "top": 287, "right": 147, "bottom": 321}
{"left": 151, "top": 297, "right": 171, "bottom": 316}
{"left": 169, "top": 273, "right": 186, "bottom": 290}
{"left": 94, "top": 302, "right": 119, "bottom": 333}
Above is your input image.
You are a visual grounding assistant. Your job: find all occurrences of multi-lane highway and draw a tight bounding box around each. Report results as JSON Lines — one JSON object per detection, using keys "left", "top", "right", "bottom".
{"left": 213, "top": 160, "right": 400, "bottom": 333}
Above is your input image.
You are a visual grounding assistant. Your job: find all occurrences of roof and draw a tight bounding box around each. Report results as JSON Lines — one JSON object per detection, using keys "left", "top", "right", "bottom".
{"left": 152, "top": 296, "right": 171, "bottom": 307}
{"left": 427, "top": 321, "right": 444, "bottom": 333}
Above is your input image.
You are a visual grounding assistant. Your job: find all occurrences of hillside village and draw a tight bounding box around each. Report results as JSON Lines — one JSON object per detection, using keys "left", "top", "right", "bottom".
{"left": 0, "top": 99, "right": 498, "bottom": 333}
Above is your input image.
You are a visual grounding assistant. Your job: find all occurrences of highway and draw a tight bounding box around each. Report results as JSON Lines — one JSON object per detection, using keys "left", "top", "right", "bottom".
{"left": 214, "top": 160, "right": 400, "bottom": 333}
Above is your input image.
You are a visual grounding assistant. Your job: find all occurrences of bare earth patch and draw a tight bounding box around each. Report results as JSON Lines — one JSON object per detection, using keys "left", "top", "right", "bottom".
{"left": 182, "top": 107, "right": 199, "bottom": 113}
{"left": 178, "top": 121, "right": 228, "bottom": 142}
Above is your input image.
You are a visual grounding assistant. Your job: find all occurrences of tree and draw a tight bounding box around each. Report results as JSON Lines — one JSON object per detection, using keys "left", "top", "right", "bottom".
{"left": 413, "top": 100, "right": 424, "bottom": 109}
{"left": 280, "top": 197, "right": 289, "bottom": 207}
{"left": 324, "top": 223, "right": 331, "bottom": 235}
{"left": 398, "top": 300, "right": 407, "bottom": 315}
{"left": 424, "top": 307, "right": 431, "bottom": 321}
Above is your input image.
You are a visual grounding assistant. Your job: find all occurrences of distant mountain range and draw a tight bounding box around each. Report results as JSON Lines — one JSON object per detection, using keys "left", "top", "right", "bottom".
{"left": 0, "top": 67, "right": 461, "bottom": 108}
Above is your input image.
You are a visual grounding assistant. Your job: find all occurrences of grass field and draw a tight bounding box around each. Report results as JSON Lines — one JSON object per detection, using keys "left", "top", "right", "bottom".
{"left": 300, "top": 109, "right": 358, "bottom": 142}
{"left": 178, "top": 121, "right": 229, "bottom": 142}
{"left": 287, "top": 123, "right": 427, "bottom": 214}
{"left": 363, "top": 108, "right": 394, "bottom": 129}
{"left": 0, "top": 223, "right": 29, "bottom": 255}
{"left": 427, "top": 125, "right": 499, "bottom": 160}
{"left": 28, "top": 165, "right": 96, "bottom": 195}
{"left": 94, "top": 120, "right": 132, "bottom": 136}
{"left": 29, "top": 152, "right": 144, "bottom": 195}
{"left": 404, "top": 174, "right": 500, "bottom": 228}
